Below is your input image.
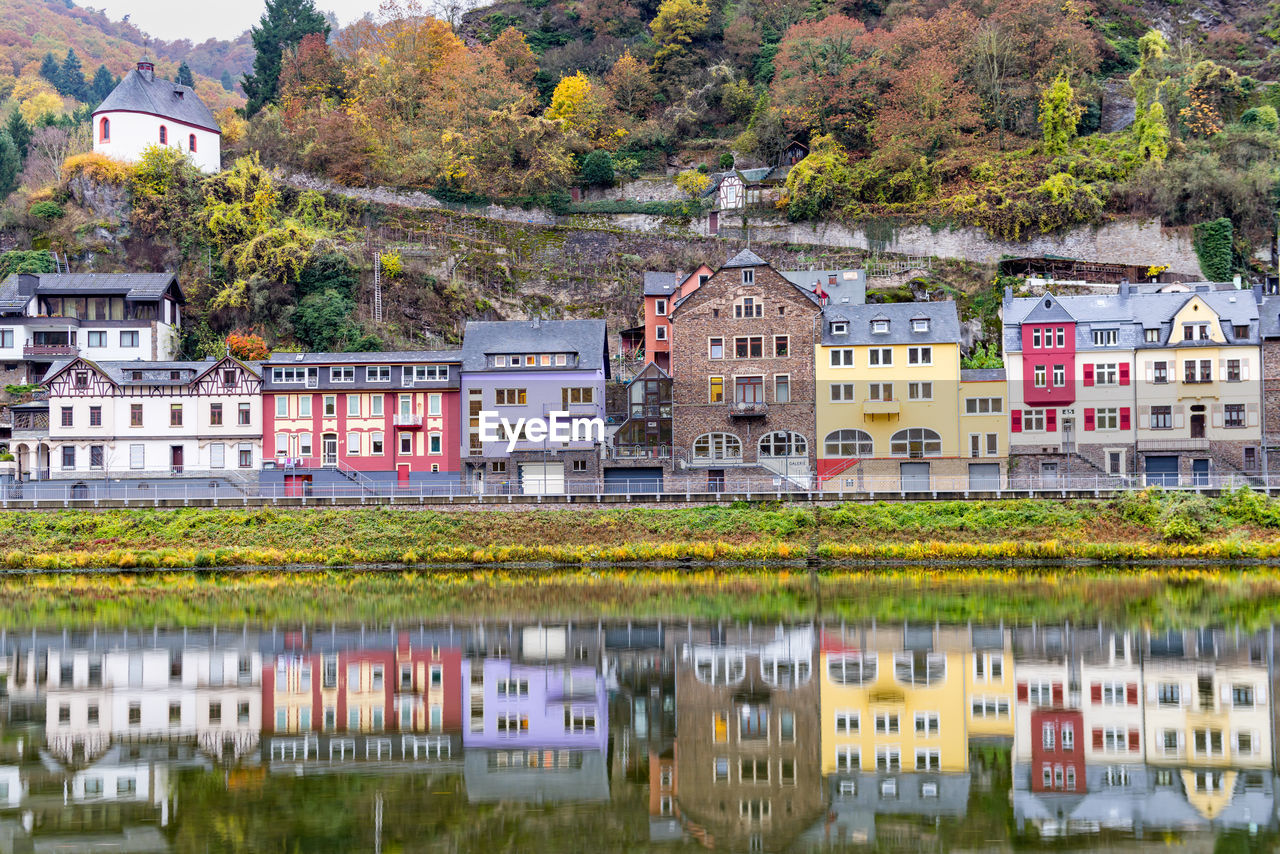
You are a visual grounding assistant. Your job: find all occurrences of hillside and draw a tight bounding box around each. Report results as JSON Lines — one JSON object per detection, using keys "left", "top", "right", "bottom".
{"left": 0, "top": 0, "right": 246, "bottom": 113}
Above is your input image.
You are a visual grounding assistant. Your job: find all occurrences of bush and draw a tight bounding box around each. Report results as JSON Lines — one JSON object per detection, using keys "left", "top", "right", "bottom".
{"left": 0, "top": 250, "right": 54, "bottom": 277}
{"left": 719, "top": 152, "right": 734, "bottom": 169}
{"left": 28, "top": 200, "right": 64, "bottom": 221}
{"left": 565, "top": 199, "right": 705, "bottom": 216}
{"left": 1193, "top": 217, "right": 1234, "bottom": 281}
{"left": 61, "top": 151, "right": 132, "bottom": 184}
{"left": 1240, "top": 105, "right": 1279, "bottom": 132}
{"left": 0, "top": 453, "right": 14, "bottom": 462}
{"left": 579, "top": 150, "right": 615, "bottom": 187}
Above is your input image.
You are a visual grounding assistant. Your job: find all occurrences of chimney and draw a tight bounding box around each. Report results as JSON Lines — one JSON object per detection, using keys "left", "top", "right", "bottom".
{"left": 1004, "top": 286, "right": 1013, "bottom": 301}
{"left": 137, "top": 59, "right": 154, "bottom": 82}
{"left": 1253, "top": 283, "right": 1264, "bottom": 304}
{"left": 1119, "top": 281, "right": 1131, "bottom": 297}
{"left": 16, "top": 273, "right": 39, "bottom": 294}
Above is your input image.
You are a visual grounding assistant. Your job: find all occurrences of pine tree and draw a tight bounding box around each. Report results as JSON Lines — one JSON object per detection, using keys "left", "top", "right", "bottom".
{"left": 175, "top": 61, "right": 195, "bottom": 88}
{"left": 58, "top": 49, "right": 87, "bottom": 100}
{"left": 5, "top": 110, "right": 31, "bottom": 159}
{"left": 242, "top": 0, "right": 329, "bottom": 116}
{"left": 220, "top": 70, "right": 235, "bottom": 92}
{"left": 90, "top": 65, "right": 117, "bottom": 105}
{"left": 0, "top": 130, "right": 19, "bottom": 201}
{"left": 39, "top": 53, "right": 60, "bottom": 86}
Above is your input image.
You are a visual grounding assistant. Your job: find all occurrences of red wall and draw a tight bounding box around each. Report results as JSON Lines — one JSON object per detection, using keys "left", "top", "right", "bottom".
{"left": 1020, "top": 323, "right": 1077, "bottom": 406}
{"left": 1030, "top": 708, "right": 1085, "bottom": 793}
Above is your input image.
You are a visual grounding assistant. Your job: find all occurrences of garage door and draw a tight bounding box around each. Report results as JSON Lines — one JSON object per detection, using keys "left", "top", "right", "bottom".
{"left": 1145, "top": 456, "right": 1179, "bottom": 487}
{"left": 968, "top": 463, "right": 1001, "bottom": 491}
{"left": 520, "top": 463, "right": 565, "bottom": 495}
{"left": 604, "top": 467, "right": 663, "bottom": 494}
{"left": 900, "top": 462, "right": 931, "bottom": 491}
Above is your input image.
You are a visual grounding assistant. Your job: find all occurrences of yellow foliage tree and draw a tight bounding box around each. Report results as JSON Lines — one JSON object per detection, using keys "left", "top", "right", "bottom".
{"left": 674, "top": 169, "right": 710, "bottom": 198}
{"left": 19, "top": 92, "right": 63, "bottom": 124}
{"left": 544, "top": 72, "right": 624, "bottom": 148}
{"left": 650, "top": 0, "right": 710, "bottom": 65}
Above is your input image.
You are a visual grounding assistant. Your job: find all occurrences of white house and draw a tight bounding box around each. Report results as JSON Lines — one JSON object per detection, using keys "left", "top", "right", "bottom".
{"left": 36, "top": 354, "right": 262, "bottom": 481}
{"left": 0, "top": 271, "right": 184, "bottom": 388}
{"left": 92, "top": 59, "right": 221, "bottom": 172}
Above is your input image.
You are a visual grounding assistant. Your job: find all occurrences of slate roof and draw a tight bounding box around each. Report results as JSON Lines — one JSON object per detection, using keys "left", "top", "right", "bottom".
{"left": 642, "top": 271, "right": 683, "bottom": 296}
{"left": 93, "top": 68, "right": 220, "bottom": 133}
{"left": 1003, "top": 288, "right": 1261, "bottom": 352}
{"left": 42, "top": 356, "right": 259, "bottom": 386}
{"left": 961, "top": 368, "right": 1007, "bottom": 382}
{"left": 264, "top": 350, "right": 460, "bottom": 365}
{"left": 781, "top": 268, "right": 866, "bottom": 306}
{"left": 822, "top": 301, "right": 961, "bottom": 346}
{"left": 1260, "top": 295, "right": 1280, "bottom": 338}
{"left": 0, "top": 272, "right": 182, "bottom": 314}
{"left": 722, "top": 249, "right": 769, "bottom": 268}
{"left": 460, "top": 319, "right": 608, "bottom": 373}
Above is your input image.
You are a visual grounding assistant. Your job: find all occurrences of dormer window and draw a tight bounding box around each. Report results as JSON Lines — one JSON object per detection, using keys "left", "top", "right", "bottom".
{"left": 734, "top": 297, "right": 762, "bottom": 318}
{"left": 872, "top": 320, "right": 890, "bottom": 334}
{"left": 742, "top": 269, "right": 754, "bottom": 285}
{"left": 169, "top": 370, "right": 182, "bottom": 380}
{"left": 831, "top": 322, "right": 848, "bottom": 335}
{"left": 1145, "top": 328, "right": 1160, "bottom": 343}
{"left": 911, "top": 318, "right": 929, "bottom": 333}
{"left": 495, "top": 355, "right": 506, "bottom": 367}
{"left": 132, "top": 371, "right": 142, "bottom": 380}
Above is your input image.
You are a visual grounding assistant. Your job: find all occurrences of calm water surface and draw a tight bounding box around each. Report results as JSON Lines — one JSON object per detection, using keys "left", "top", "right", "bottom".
{"left": 3, "top": 608, "right": 1279, "bottom": 852}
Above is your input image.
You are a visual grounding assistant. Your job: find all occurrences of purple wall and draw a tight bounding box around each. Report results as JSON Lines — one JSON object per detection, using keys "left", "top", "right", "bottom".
{"left": 462, "top": 659, "right": 608, "bottom": 750}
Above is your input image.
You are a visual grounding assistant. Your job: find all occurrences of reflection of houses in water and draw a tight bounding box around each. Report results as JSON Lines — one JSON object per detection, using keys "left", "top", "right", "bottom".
{"left": 261, "top": 627, "right": 465, "bottom": 739}
{"left": 463, "top": 748, "right": 609, "bottom": 803}
{"left": 673, "top": 624, "right": 825, "bottom": 852}
{"left": 797, "top": 771, "right": 970, "bottom": 849}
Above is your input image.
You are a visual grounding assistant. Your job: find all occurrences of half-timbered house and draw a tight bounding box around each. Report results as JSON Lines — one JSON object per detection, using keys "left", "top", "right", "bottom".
{"left": 37, "top": 355, "right": 261, "bottom": 481}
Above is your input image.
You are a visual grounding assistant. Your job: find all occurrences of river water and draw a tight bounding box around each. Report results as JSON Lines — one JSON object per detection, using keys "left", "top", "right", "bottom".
{"left": 1, "top": 614, "right": 1278, "bottom": 852}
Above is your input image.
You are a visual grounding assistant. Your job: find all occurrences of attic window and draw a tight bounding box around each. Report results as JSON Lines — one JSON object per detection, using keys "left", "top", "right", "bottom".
{"left": 831, "top": 322, "right": 848, "bottom": 335}
{"left": 1145, "top": 329, "right": 1159, "bottom": 343}
{"left": 74, "top": 371, "right": 89, "bottom": 388}
{"left": 174, "top": 90, "right": 184, "bottom": 99}
{"left": 170, "top": 370, "right": 182, "bottom": 380}
{"left": 912, "top": 318, "right": 930, "bottom": 332}
{"left": 742, "top": 269, "right": 754, "bottom": 285}
{"left": 1044, "top": 299, "right": 1052, "bottom": 309}
{"left": 132, "top": 371, "right": 142, "bottom": 380}
{"left": 872, "top": 320, "right": 889, "bottom": 334}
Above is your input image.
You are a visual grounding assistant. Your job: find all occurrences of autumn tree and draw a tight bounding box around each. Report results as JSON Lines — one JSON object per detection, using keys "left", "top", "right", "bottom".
{"left": 873, "top": 48, "right": 979, "bottom": 164}
{"left": 771, "top": 16, "right": 883, "bottom": 149}
{"left": 545, "top": 72, "right": 623, "bottom": 148}
{"left": 441, "top": 99, "right": 576, "bottom": 197}
{"left": 1177, "top": 60, "right": 1243, "bottom": 138}
{"left": 650, "top": 0, "right": 711, "bottom": 68}
{"left": 488, "top": 27, "right": 538, "bottom": 84}
{"left": 1039, "top": 74, "right": 1081, "bottom": 156}
{"left": 783, "top": 133, "right": 853, "bottom": 220}
{"left": 225, "top": 330, "right": 271, "bottom": 360}
{"left": 604, "top": 51, "right": 654, "bottom": 116}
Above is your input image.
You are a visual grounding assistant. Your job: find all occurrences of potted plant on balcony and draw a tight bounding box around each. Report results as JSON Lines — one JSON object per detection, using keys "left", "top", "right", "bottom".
{"left": 0, "top": 452, "right": 16, "bottom": 480}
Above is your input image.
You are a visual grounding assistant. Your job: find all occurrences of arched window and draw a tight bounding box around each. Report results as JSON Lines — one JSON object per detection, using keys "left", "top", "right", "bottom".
{"left": 824, "top": 429, "right": 873, "bottom": 457}
{"left": 99, "top": 117, "right": 109, "bottom": 142}
{"left": 189, "top": 133, "right": 197, "bottom": 152}
{"left": 692, "top": 432, "right": 741, "bottom": 461}
{"left": 158, "top": 125, "right": 167, "bottom": 145}
{"left": 890, "top": 428, "right": 942, "bottom": 458}
{"left": 758, "top": 431, "right": 806, "bottom": 457}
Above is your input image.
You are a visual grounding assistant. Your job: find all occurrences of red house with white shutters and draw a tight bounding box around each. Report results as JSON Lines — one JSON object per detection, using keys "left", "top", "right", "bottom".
{"left": 259, "top": 351, "right": 462, "bottom": 494}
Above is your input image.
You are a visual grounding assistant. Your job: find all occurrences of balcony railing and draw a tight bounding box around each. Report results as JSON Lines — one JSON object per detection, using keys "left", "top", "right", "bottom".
{"left": 393, "top": 413, "right": 423, "bottom": 428}
{"left": 728, "top": 400, "right": 767, "bottom": 418}
{"left": 628, "top": 404, "right": 672, "bottom": 419}
{"left": 609, "top": 444, "right": 672, "bottom": 460}
{"left": 1138, "top": 437, "right": 1211, "bottom": 451}
{"left": 23, "top": 344, "right": 77, "bottom": 357}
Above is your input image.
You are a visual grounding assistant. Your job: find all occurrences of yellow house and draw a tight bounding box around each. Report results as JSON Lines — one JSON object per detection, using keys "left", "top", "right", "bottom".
{"left": 820, "top": 626, "right": 968, "bottom": 776}
{"left": 815, "top": 302, "right": 969, "bottom": 492}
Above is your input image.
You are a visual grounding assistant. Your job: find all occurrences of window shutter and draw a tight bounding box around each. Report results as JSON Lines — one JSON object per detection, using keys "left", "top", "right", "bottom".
{"left": 1146, "top": 364, "right": 1154, "bottom": 383}
{"left": 1242, "top": 362, "right": 1250, "bottom": 381}
{"left": 1220, "top": 683, "right": 1232, "bottom": 703}
{"left": 1138, "top": 405, "right": 1150, "bottom": 426}
{"left": 1083, "top": 409, "right": 1095, "bottom": 431}
{"left": 1258, "top": 685, "right": 1267, "bottom": 703}
{"left": 1120, "top": 407, "right": 1131, "bottom": 431}
{"left": 1017, "top": 682, "right": 1028, "bottom": 702}
{"left": 1219, "top": 358, "right": 1227, "bottom": 381}
{"left": 1046, "top": 409, "right": 1057, "bottom": 432}
{"left": 1127, "top": 683, "right": 1138, "bottom": 705}
{"left": 1248, "top": 403, "right": 1259, "bottom": 427}
{"left": 1092, "top": 728, "right": 1104, "bottom": 750}
{"left": 1119, "top": 363, "right": 1130, "bottom": 385}
{"left": 1052, "top": 683, "right": 1063, "bottom": 706}
{"left": 1090, "top": 684, "right": 1102, "bottom": 703}
{"left": 1128, "top": 729, "right": 1140, "bottom": 751}
{"left": 1211, "top": 405, "right": 1222, "bottom": 428}
{"left": 1011, "top": 411, "right": 1022, "bottom": 433}
{"left": 1083, "top": 364, "right": 1094, "bottom": 386}
{"left": 1174, "top": 409, "right": 1184, "bottom": 430}
{"left": 1147, "top": 683, "right": 1157, "bottom": 703}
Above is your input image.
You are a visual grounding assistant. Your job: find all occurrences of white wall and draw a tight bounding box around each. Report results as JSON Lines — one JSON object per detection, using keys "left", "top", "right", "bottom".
{"left": 94, "top": 110, "right": 220, "bottom": 173}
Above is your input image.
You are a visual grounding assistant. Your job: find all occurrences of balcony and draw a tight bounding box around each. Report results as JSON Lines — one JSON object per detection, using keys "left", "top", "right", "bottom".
{"left": 862, "top": 399, "right": 900, "bottom": 416}
{"left": 728, "top": 400, "right": 767, "bottom": 418}
{"left": 23, "top": 344, "right": 77, "bottom": 357}
{"left": 1138, "top": 437, "right": 1210, "bottom": 452}
{"left": 628, "top": 403, "right": 672, "bottom": 419}
{"left": 609, "top": 444, "right": 672, "bottom": 460}
{"left": 393, "top": 413, "right": 423, "bottom": 428}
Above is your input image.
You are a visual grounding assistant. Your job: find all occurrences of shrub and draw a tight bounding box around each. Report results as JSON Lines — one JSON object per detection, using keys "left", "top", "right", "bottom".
{"left": 1193, "top": 217, "right": 1234, "bottom": 281}
{"left": 0, "top": 250, "right": 53, "bottom": 277}
{"left": 1240, "top": 105, "right": 1279, "bottom": 133}
{"left": 28, "top": 200, "right": 64, "bottom": 221}
{"left": 61, "top": 151, "right": 132, "bottom": 184}
{"left": 579, "top": 150, "right": 615, "bottom": 187}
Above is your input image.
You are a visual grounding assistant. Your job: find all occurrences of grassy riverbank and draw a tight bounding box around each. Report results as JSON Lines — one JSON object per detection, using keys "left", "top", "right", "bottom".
{"left": 3, "top": 489, "right": 1280, "bottom": 568}
{"left": 6, "top": 568, "right": 1280, "bottom": 629}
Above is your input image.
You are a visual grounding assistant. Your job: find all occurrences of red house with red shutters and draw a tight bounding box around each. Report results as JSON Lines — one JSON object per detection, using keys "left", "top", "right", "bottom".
{"left": 259, "top": 351, "right": 462, "bottom": 494}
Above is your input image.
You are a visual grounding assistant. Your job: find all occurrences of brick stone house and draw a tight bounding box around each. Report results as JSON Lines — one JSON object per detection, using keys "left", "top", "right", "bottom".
{"left": 668, "top": 250, "right": 822, "bottom": 489}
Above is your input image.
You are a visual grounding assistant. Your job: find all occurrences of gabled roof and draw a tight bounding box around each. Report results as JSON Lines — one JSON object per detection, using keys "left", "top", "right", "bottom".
{"left": 1021, "top": 293, "right": 1077, "bottom": 325}
{"left": 0, "top": 272, "right": 183, "bottom": 311}
{"left": 722, "top": 249, "right": 769, "bottom": 269}
{"left": 626, "top": 361, "right": 671, "bottom": 387}
{"left": 93, "top": 68, "right": 220, "bottom": 133}
{"left": 460, "top": 319, "right": 608, "bottom": 373}
{"left": 822, "top": 301, "right": 961, "bottom": 346}
{"left": 43, "top": 355, "right": 259, "bottom": 387}
{"left": 264, "top": 350, "right": 460, "bottom": 365}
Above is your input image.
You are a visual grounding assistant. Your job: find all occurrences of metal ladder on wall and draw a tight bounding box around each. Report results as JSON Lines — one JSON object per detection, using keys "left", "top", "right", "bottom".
{"left": 373, "top": 251, "right": 383, "bottom": 323}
